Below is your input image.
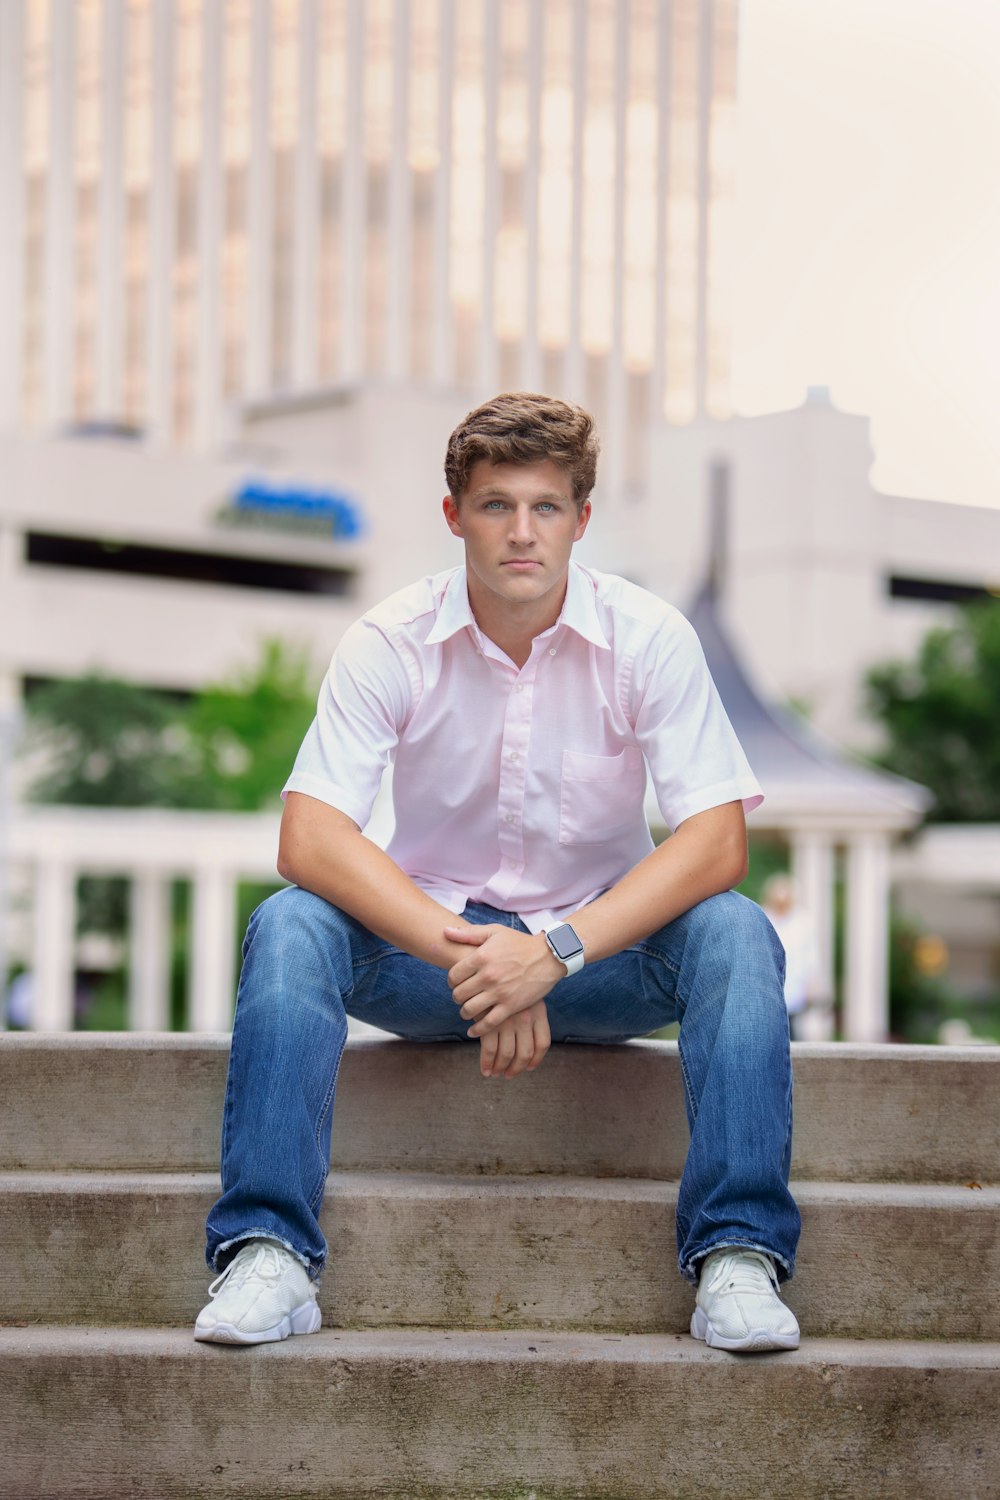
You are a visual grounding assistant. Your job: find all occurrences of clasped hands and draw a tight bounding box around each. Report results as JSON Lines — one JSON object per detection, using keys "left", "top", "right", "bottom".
{"left": 444, "top": 923, "right": 563, "bottom": 1080}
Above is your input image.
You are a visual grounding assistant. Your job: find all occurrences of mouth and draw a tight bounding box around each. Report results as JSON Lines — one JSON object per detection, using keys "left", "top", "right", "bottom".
{"left": 502, "top": 559, "right": 541, "bottom": 570}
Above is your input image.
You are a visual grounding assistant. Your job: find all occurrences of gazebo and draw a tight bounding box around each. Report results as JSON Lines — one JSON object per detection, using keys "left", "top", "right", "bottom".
{"left": 652, "top": 580, "right": 930, "bottom": 1041}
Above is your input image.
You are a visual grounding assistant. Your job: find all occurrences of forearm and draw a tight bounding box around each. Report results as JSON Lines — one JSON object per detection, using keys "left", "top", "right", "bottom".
{"left": 568, "top": 801, "right": 748, "bottom": 964}
{"left": 277, "top": 792, "right": 473, "bottom": 969}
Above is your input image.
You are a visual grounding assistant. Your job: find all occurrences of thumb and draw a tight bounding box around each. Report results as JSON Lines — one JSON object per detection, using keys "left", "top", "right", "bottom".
{"left": 444, "top": 924, "right": 489, "bottom": 946}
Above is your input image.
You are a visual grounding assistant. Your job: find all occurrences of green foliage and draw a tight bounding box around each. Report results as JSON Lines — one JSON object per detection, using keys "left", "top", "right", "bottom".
{"left": 177, "top": 640, "right": 317, "bottom": 812}
{"left": 865, "top": 599, "right": 1000, "bottom": 821}
{"left": 23, "top": 639, "right": 317, "bottom": 815}
{"left": 23, "top": 676, "right": 191, "bottom": 807}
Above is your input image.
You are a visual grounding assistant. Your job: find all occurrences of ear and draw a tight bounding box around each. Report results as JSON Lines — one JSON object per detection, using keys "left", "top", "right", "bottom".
{"left": 442, "top": 496, "right": 463, "bottom": 537}
{"left": 573, "top": 499, "right": 592, "bottom": 543}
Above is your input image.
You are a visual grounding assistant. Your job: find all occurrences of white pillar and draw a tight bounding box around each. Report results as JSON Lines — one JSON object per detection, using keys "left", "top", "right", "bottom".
{"left": 694, "top": 0, "right": 714, "bottom": 419}
{"left": 649, "top": 0, "right": 672, "bottom": 436}
{"left": 189, "top": 867, "right": 236, "bottom": 1031}
{"left": 606, "top": 0, "right": 630, "bottom": 501}
{"left": 97, "top": 0, "right": 126, "bottom": 419}
{"left": 128, "top": 871, "right": 171, "bottom": 1031}
{"left": 0, "top": 0, "right": 25, "bottom": 431}
{"left": 564, "top": 0, "right": 586, "bottom": 404}
{"left": 195, "top": 0, "right": 224, "bottom": 449}
{"left": 790, "top": 829, "right": 836, "bottom": 1040}
{"left": 245, "top": 0, "right": 273, "bottom": 397}
{"left": 478, "top": 0, "right": 500, "bottom": 393}
{"left": 292, "top": 0, "right": 319, "bottom": 389}
{"left": 430, "top": 0, "right": 455, "bottom": 387}
{"left": 44, "top": 2, "right": 77, "bottom": 432}
{"left": 386, "top": 0, "right": 412, "bottom": 380}
{"left": 844, "top": 832, "right": 891, "bottom": 1043}
{"left": 146, "top": 0, "right": 176, "bottom": 446}
{"left": 32, "top": 859, "right": 76, "bottom": 1031}
{"left": 340, "top": 0, "right": 366, "bottom": 383}
{"left": 519, "top": 0, "right": 543, "bottom": 393}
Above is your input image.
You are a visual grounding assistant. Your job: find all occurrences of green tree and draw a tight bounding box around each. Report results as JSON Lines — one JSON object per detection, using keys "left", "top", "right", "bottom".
{"left": 865, "top": 599, "right": 1000, "bottom": 822}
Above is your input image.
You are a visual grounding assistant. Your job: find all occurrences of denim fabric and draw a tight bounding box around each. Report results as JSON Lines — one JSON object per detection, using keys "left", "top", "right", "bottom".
{"left": 205, "top": 887, "right": 801, "bottom": 1284}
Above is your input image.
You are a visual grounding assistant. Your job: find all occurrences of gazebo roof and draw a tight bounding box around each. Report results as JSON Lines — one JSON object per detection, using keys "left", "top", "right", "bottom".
{"left": 683, "top": 582, "right": 931, "bottom": 832}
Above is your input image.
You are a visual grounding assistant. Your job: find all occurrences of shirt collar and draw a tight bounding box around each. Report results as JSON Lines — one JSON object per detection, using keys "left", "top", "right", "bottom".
{"left": 424, "top": 561, "right": 610, "bottom": 651}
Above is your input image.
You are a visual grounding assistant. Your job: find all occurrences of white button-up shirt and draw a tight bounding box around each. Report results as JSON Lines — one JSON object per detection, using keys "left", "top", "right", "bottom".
{"left": 284, "top": 562, "right": 762, "bottom": 932}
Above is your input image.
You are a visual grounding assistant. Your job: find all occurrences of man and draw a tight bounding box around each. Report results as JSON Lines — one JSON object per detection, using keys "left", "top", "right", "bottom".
{"left": 196, "top": 392, "right": 801, "bottom": 1353}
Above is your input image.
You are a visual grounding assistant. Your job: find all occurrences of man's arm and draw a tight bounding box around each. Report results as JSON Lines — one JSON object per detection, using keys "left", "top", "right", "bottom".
{"left": 278, "top": 791, "right": 479, "bottom": 969}
{"left": 278, "top": 791, "right": 553, "bottom": 1079}
{"left": 446, "top": 799, "right": 749, "bottom": 1035}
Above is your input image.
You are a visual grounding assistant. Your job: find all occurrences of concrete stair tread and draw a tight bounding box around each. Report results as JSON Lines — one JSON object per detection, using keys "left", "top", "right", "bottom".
{"left": 2, "top": 1327, "right": 997, "bottom": 1499}
{"left": 4, "top": 1033, "right": 999, "bottom": 1183}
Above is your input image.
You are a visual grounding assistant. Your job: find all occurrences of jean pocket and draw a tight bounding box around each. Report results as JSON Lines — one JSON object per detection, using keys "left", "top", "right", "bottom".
{"left": 558, "top": 745, "right": 645, "bottom": 845}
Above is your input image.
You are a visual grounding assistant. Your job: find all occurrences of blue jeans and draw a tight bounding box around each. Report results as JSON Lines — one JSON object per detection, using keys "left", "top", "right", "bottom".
{"left": 205, "top": 888, "right": 801, "bottom": 1284}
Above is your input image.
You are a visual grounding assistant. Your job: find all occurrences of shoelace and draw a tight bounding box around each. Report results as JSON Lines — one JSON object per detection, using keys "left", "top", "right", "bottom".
{"left": 207, "top": 1242, "right": 286, "bottom": 1300}
{"left": 703, "top": 1251, "right": 777, "bottom": 1296}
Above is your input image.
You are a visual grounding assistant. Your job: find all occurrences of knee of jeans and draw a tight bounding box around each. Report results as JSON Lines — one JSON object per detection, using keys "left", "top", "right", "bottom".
{"left": 689, "top": 891, "right": 784, "bottom": 974}
{"left": 245, "top": 885, "right": 353, "bottom": 976}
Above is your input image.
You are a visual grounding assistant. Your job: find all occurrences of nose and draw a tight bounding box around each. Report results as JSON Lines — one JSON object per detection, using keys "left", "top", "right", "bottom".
{"left": 509, "top": 505, "right": 535, "bottom": 546}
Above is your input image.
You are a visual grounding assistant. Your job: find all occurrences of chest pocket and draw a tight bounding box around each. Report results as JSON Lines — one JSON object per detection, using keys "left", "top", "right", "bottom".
{"left": 558, "top": 746, "right": 645, "bottom": 845}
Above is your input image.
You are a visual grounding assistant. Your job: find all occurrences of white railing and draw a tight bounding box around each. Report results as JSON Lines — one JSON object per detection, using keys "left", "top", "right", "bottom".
{"left": 7, "top": 806, "right": 283, "bottom": 1031}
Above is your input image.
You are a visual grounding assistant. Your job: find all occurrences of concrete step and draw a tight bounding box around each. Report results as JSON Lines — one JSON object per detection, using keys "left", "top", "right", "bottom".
{"left": 3, "top": 1033, "right": 999, "bottom": 1183}
{"left": 4, "top": 1170, "right": 997, "bottom": 1340}
{"left": 1, "top": 1326, "right": 997, "bottom": 1499}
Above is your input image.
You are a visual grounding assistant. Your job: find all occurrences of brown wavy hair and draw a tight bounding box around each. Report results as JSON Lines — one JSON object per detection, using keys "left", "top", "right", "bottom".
{"left": 444, "top": 392, "right": 600, "bottom": 507}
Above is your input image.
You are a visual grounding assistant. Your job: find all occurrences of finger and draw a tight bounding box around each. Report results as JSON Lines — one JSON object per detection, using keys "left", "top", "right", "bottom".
{"left": 526, "top": 1008, "right": 551, "bottom": 1071}
{"left": 491, "top": 1027, "right": 517, "bottom": 1077}
{"left": 503, "top": 1020, "right": 536, "bottom": 1079}
{"left": 447, "top": 959, "right": 481, "bottom": 993}
{"left": 479, "top": 1030, "right": 500, "bottom": 1078}
{"left": 467, "top": 1003, "right": 508, "bottom": 1037}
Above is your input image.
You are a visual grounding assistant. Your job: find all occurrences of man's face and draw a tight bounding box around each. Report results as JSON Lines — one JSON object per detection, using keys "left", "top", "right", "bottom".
{"left": 442, "top": 458, "right": 591, "bottom": 612}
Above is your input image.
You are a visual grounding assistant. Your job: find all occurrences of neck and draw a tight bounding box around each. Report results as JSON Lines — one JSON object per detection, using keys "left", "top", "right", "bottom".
{"left": 466, "top": 573, "right": 569, "bottom": 669}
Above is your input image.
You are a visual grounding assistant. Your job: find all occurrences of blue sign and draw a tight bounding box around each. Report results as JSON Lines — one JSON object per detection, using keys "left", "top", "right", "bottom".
{"left": 218, "top": 480, "right": 366, "bottom": 541}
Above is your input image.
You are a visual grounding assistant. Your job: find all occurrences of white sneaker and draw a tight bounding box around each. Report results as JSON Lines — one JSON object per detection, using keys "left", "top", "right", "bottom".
{"left": 690, "top": 1248, "right": 800, "bottom": 1353}
{"left": 194, "top": 1239, "right": 322, "bottom": 1345}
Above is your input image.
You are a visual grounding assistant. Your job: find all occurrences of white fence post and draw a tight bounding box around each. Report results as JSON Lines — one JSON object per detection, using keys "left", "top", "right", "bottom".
{"left": 128, "top": 871, "right": 172, "bottom": 1030}
{"left": 190, "top": 865, "right": 236, "bottom": 1031}
{"left": 33, "top": 858, "right": 76, "bottom": 1030}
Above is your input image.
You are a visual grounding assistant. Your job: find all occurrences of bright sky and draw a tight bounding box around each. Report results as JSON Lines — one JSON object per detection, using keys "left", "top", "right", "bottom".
{"left": 732, "top": 0, "right": 1000, "bottom": 508}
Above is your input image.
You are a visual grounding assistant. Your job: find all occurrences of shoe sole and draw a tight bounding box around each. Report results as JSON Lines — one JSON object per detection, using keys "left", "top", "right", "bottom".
{"left": 690, "top": 1306, "right": 799, "bottom": 1353}
{"left": 194, "top": 1299, "right": 322, "bottom": 1346}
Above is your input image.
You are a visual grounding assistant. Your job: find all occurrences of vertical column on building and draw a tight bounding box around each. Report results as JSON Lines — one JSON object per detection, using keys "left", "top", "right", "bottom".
{"left": 478, "top": 0, "right": 500, "bottom": 393}
{"left": 844, "top": 831, "right": 891, "bottom": 1042}
{"left": 0, "top": 0, "right": 25, "bottom": 431}
{"left": 694, "top": 0, "right": 714, "bottom": 419}
{"left": 246, "top": 0, "right": 272, "bottom": 398}
{"left": 431, "top": 0, "right": 455, "bottom": 387}
{"left": 147, "top": 0, "right": 176, "bottom": 445}
{"left": 195, "top": 0, "right": 223, "bottom": 448}
{"left": 190, "top": 866, "right": 236, "bottom": 1032}
{"left": 790, "top": 828, "right": 837, "bottom": 1040}
{"left": 386, "top": 0, "right": 412, "bottom": 380}
{"left": 33, "top": 859, "right": 76, "bottom": 1030}
{"left": 519, "top": 0, "right": 543, "bottom": 393}
{"left": 606, "top": 0, "right": 630, "bottom": 500}
{"left": 44, "top": 2, "right": 77, "bottom": 431}
{"left": 292, "top": 0, "right": 319, "bottom": 390}
{"left": 340, "top": 0, "right": 366, "bottom": 383}
{"left": 564, "top": 0, "right": 585, "bottom": 404}
{"left": 128, "top": 871, "right": 171, "bottom": 1030}
{"left": 97, "top": 0, "right": 126, "bottom": 421}
{"left": 649, "top": 0, "right": 672, "bottom": 444}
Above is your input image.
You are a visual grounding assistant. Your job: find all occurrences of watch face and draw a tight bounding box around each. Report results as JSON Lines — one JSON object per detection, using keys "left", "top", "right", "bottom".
{"left": 548, "top": 924, "right": 582, "bottom": 962}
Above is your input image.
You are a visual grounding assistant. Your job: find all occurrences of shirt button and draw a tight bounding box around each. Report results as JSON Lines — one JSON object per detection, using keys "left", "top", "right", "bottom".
{"left": 504, "top": 813, "right": 515, "bottom": 824}
{"left": 509, "top": 751, "right": 519, "bottom": 762}
{"left": 514, "top": 684, "right": 524, "bottom": 693}
{"left": 548, "top": 648, "right": 557, "bottom": 656}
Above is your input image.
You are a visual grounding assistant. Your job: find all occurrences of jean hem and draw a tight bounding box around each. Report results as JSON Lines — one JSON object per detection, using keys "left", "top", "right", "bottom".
{"left": 680, "top": 1238, "right": 795, "bottom": 1286}
{"left": 209, "top": 1229, "right": 322, "bottom": 1282}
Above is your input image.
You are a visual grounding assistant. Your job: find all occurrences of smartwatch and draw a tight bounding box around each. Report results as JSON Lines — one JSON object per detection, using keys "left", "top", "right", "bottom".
{"left": 544, "top": 923, "right": 585, "bottom": 978}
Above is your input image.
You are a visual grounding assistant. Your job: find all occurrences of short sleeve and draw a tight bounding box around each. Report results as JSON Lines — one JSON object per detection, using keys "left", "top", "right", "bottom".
{"left": 282, "top": 618, "right": 414, "bottom": 827}
{"left": 630, "top": 609, "right": 763, "bottom": 831}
